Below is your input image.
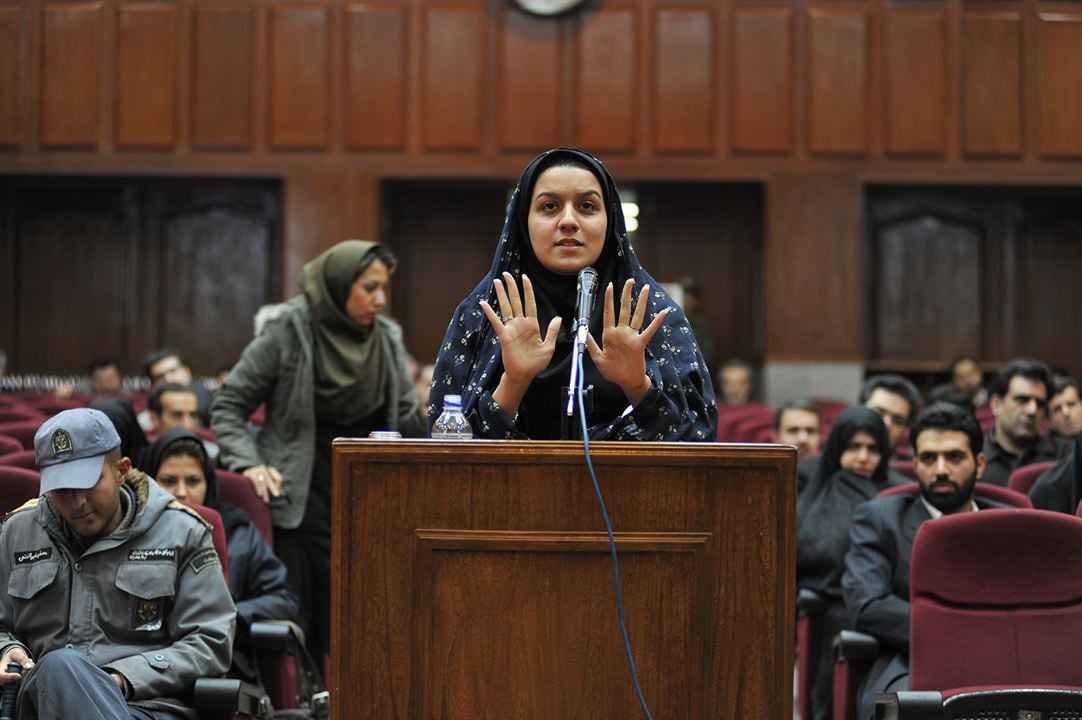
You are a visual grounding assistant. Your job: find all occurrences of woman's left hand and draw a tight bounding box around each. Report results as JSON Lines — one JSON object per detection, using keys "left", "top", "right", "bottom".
{"left": 586, "top": 279, "right": 668, "bottom": 406}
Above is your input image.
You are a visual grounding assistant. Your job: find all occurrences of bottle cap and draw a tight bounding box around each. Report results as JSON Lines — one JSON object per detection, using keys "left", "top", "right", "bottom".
{"left": 444, "top": 394, "right": 462, "bottom": 406}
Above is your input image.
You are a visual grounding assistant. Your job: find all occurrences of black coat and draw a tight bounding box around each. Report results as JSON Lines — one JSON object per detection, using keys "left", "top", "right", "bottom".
{"left": 842, "top": 493, "right": 1006, "bottom": 720}
{"left": 1028, "top": 437, "right": 1081, "bottom": 514}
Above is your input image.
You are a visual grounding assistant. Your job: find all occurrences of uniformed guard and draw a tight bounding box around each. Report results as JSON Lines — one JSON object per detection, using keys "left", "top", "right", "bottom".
{"left": 0, "top": 408, "right": 235, "bottom": 720}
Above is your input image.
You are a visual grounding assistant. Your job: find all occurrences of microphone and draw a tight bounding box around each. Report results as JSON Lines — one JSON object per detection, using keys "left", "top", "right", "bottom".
{"left": 573, "top": 267, "right": 599, "bottom": 346}
{"left": 567, "top": 267, "right": 598, "bottom": 416}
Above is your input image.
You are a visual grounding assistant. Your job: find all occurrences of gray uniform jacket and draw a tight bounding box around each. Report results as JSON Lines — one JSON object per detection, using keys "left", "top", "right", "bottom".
{"left": 0, "top": 471, "right": 235, "bottom": 719}
{"left": 212, "top": 297, "right": 424, "bottom": 530}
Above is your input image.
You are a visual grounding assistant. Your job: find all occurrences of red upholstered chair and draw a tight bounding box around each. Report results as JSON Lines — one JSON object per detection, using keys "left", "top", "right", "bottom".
{"left": 20, "top": 395, "right": 90, "bottom": 415}
{"left": 1007, "top": 460, "right": 1057, "bottom": 496}
{"left": 716, "top": 402, "right": 771, "bottom": 441}
{"left": 0, "top": 421, "right": 42, "bottom": 450}
{"left": 974, "top": 404, "right": 995, "bottom": 433}
{"left": 732, "top": 410, "right": 775, "bottom": 442}
{"left": 811, "top": 398, "right": 849, "bottom": 424}
{"left": 0, "top": 466, "right": 41, "bottom": 516}
{"left": 0, "top": 407, "right": 46, "bottom": 424}
{"left": 217, "top": 470, "right": 273, "bottom": 545}
{"left": 0, "top": 434, "right": 24, "bottom": 457}
{"left": 888, "top": 460, "right": 917, "bottom": 481}
{"left": 877, "top": 481, "right": 1032, "bottom": 508}
{"left": 0, "top": 449, "right": 38, "bottom": 470}
{"left": 877, "top": 509, "right": 1082, "bottom": 718}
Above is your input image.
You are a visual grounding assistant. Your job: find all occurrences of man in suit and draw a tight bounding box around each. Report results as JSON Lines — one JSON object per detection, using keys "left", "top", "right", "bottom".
{"left": 841, "top": 402, "right": 1004, "bottom": 720}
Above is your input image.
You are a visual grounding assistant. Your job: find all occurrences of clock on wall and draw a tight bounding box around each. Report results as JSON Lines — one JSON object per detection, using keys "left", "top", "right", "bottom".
{"left": 511, "top": 0, "right": 590, "bottom": 17}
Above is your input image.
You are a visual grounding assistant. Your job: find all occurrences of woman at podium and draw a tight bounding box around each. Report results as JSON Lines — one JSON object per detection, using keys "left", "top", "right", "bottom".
{"left": 429, "top": 147, "right": 717, "bottom": 441}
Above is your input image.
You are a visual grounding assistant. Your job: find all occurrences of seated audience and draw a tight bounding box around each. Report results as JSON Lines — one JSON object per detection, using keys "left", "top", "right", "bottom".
{"left": 0, "top": 408, "right": 234, "bottom": 718}
{"left": 718, "top": 358, "right": 754, "bottom": 406}
{"left": 89, "top": 397, "right": 149, "bottom": 468}
{"left": 772, "top": 399, "right": 822, "bottom": 491}
{"left": 1049, "top": 377, "right": 1082, "bottom": 442}
{"left": 842, "top": 402, "right": 1007, "bottom": 720}
{"left": 144, "top": 428, "right": 298, "bottom": 682}
{"left": 796, "top": 406, "right": 904, "bottom": 720}
{"left": 932, "top": 355, "right": 987, "bottom": 408}
{"left": 89, "top": 356, "right": 124, "bottom": 397}
{"left": 143, "top": 348, "right": 213, "bottom": 425}
{"left": 981, "top": 357, "right": 1071, "bottom": 487}
{"left": 859, "top": 374, "right": 921, "bottom": 459}
{"left": 149, "top": 383, "right": 201, "bottom": 434}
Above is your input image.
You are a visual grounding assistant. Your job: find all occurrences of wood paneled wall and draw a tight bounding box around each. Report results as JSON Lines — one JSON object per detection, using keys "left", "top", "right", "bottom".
{"left": 2, "top": 0, "right": 1081, "bottom": 367}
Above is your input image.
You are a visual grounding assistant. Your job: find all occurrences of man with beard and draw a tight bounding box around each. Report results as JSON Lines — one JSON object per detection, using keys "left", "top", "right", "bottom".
{"left": 840, "top": 402, "right": 1007, "bottom": 720}
{"left": 980, "top": 357, "right": 1071, "bottom": 486}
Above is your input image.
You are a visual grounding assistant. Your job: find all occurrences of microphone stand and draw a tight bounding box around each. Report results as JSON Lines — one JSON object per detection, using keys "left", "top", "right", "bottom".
{"left": 566, "top": 321, "right": 588, "bottom": 416}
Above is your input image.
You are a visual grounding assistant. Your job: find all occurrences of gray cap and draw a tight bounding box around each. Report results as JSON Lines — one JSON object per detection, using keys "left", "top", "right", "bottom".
{"left": 34, "top": 408, "right": 121, "bottom": 494}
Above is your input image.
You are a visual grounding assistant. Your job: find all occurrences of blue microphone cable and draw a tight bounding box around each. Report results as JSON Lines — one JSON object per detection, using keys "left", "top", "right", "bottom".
{"left": 575, "top": 350, "right": 654, "bottom": 720}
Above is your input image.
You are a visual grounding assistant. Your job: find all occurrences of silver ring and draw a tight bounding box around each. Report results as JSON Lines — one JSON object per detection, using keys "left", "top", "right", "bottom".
{"left": 257, "top": 475, "right": 266, "bottom": 483}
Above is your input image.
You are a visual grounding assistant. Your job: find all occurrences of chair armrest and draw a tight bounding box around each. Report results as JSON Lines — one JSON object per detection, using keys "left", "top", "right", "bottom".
{"left": 249, "top": 620, "right": 330, "bottom": 719}
{"left": 798, "top": 588, "right": 829, "bottom": 616}
{"left": 833, "top": 630, "right": 880, "bottom": 662}
{"left": 192, "top": 677, "right": 273, "bottom": 720}
{"left": 874, "top": 690, "right": 943, "bottom": 720}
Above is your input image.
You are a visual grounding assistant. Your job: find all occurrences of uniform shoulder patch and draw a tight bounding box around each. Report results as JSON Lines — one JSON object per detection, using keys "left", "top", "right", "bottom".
{"left": 166, "top": 500, "right": 211, "bottom": 529}
{"left": 188, "top": 547, "right": 221, "bottom": 574}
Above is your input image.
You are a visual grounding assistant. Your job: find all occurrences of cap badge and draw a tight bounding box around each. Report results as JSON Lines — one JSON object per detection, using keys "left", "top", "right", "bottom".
{"left": 51, "top": 428, "right": 73, "bottom": 457}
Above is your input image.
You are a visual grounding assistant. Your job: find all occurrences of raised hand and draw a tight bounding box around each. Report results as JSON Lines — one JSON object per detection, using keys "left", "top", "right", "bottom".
{"left": 586, "top": 279, "right": 668, "bottom": 406}
{"left": 480, "top": 272, "right": 562, "bottom": 384}
{"left": 480, "top": 272, "right": 562, "bottom": 417}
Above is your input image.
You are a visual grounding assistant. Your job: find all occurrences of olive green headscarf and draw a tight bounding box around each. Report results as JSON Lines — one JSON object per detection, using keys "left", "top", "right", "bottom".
{"left": 299, "top": 240, "right": 389, "bottom": 424}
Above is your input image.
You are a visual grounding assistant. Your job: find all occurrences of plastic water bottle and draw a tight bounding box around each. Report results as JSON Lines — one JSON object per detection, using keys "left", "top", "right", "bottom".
{"left": 431, "top": 394, "right": 473, "bottom": 440}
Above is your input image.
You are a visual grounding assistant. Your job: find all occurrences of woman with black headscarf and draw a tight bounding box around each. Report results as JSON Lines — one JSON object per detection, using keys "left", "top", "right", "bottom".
{"left": 144, "top": 428, "right": 298, "bottom": 682}
{"left": 796, "top": 405, "right": 902, "bottom": 720}
{"left": 212, "top": 240, "right": 424, "bottom": 662}
{"left": 429, "top": 148, "right": 716, "bottom": 441}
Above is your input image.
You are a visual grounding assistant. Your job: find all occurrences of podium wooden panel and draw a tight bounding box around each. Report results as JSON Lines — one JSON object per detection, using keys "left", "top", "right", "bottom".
{"left": 331, "top": 440, "right": 796, "bottom": 719}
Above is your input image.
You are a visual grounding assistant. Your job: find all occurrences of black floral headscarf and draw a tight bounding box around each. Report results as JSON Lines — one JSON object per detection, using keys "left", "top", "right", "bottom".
{"left": 428, "top": 147, "right": 717, "bottom": 441}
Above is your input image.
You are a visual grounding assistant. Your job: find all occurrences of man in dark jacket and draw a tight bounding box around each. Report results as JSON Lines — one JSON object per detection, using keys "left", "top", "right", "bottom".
{"left": 981, "top": 357, "right": 1071, "bottom": 487}
{"left": 842, "top": 402, "right": 1006, "bottom": 720}
{"left": 0, "top": 409, "right": 235, "bottom": 719}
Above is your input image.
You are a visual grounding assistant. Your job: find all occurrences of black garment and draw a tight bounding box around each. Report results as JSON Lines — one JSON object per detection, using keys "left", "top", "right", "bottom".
{"left": 842, "top": 493, "right": 1006, "bottom": 720}
{"left": 144, "top": 428, "right": 299, "bottom": 681}
{"left": 429, "top": 147, "right": 717, "bottom": 441}
{"left": 276, "top": 414, "right": 379, "bottom": 663}
{"left": 979, "top": 430, "right": 1071, "bottom": 487}
{"left": 190, "top": 380, "right": 215, "bottom": 426}
{"left": 1029, "top": 436, "right": 1082, "bottom": 514}
{"left": 797, "top": 406, "right": 900, "bottom": 720}
{"left": 798, "top": 454, "right": 911, "bottom": 496}
{"left": 91, "top": 398, "right": 149, "bottom": 468}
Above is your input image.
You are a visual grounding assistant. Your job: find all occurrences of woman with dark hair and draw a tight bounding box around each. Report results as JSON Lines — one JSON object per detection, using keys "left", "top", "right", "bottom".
{"left": 797, "top": 405, "right": 901, "bottom": 720}
{"left": 144, "top": 428, "right": 298, "bottom": 682}
{"left": 89, "top": 397, "right": 149, "bottom": 468}
{"left": 429, "top": 148, "right": 716, "bottom": 441}
{"left": 212, "top": 240, "right": 424, "bottom": 661}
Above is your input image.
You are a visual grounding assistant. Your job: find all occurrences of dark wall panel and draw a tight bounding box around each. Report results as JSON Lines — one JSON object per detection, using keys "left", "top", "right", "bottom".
{"left": 191, "top": 5, "right": 252, "bottom": 149}
{"left": 884, "top": 10, "right": 948, "bottom": 157}
{"left": 0, "top": 4, "right": 20, "bottom": 147}
{"left": 269, "top": 4, "right": 330, "bottom": 149}
{"left": 731, "top": 8, "right": 792, "bottom": 154}
{"left": 499, "top": 9, "right": 562, "bottom": 151}
{"left": 422, "top": 6, "right": 484, "bottom": 150}
{"left": 116, "top": 3, "right": 176, "bottom": 149}
{"left": 653, "top": 7, "right": 714, "bottom": 153}
{"left": 15, "top": 189, "right": 128, "bottom": 371}
{"left": 1038, "top": 14, "right": 1082, "bottom": 158}
{"left": 871, "top": 213, "right": 982, "bottom": 362}
{"left": 576, "top": 6, "right": 636, "bottom": 151}
{"left": 345, "top": 6, "right": 407, "bottom": 150}
{"left": 807, "top": 9, "right": 868, "bottom": 156}
{"left": 41, "top": 2, "right": 101, "bottom": 148}
{"left": 962, "top": 12, "right": 1022, "bottom": 157}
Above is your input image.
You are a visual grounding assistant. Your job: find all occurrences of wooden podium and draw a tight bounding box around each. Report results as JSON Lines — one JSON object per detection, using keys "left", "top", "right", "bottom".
{"left": 331, "top": 440, "right": 795, "bottom": 719}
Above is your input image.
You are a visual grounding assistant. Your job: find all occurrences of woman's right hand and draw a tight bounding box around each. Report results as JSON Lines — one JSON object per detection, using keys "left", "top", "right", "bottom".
{"left": 480, "top": 272, "right": 562, "bottom": 418}
{"left": 480, "top": 272, "right": 562, "bottom": 384}
{"left": 243, "top": 464, "right": 284, "bottom": 504}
